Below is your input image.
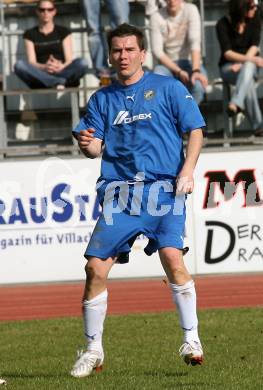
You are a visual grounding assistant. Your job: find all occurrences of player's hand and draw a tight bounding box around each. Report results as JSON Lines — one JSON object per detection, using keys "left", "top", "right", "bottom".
{"left": 78, "top": 128, "right": 96, "bottom": 149}
{"left": 176, "top": 175, "right": 194, "bottom": 195}
{"left": 77, "top": 128, "right": 102, "bottom": 158}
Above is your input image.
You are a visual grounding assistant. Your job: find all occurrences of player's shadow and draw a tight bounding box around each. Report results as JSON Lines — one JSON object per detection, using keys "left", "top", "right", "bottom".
{"left": 2, "top": 373, "right": 65, "bottom": 379}
{"left": 144, "top": 370, "right": 211, "bottom": 388}
{"left": 144, "top": 370, "right": 188, "bottom": 378}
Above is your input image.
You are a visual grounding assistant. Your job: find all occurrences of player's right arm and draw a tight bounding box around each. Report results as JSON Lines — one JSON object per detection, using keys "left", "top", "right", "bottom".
{"left": 76, "top": 128, "right": 103, "bottom": 159}
{"left": 73, "top": 92, "right": 105, "bottom": 157}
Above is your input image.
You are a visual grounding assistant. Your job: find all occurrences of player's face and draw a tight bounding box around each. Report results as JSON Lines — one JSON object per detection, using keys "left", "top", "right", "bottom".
{"left": 109, "top": 35, "right": 145, "bottom": 84}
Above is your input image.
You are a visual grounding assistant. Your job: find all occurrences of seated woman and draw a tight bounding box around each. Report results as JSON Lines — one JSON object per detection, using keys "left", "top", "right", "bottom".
{"left": 216, "top": 0, "right": 263, "bottom": 136}
{"left": 14, "top": 0, "right": 88, "bottom": 89}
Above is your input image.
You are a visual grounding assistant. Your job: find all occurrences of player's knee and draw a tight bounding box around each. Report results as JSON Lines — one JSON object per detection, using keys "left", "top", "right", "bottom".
{"left": 168, "top": 261, "right": 186, "bottom": 276}
{"left": 85, "top": 263, "right": 94, "bottom": 283}
{"left": 84, "top": 263, "right": 106, "bottom": 286}
{"left": 163, "top": 255, "right": 188, "bottom": 279}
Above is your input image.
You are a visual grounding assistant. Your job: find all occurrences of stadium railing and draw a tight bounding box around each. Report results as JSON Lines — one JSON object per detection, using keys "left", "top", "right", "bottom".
{"left": 1, "top": 0, "right": 262, "bottom": 159}
{"left": 0, "top": 0, "right": 150, "bottom": 156}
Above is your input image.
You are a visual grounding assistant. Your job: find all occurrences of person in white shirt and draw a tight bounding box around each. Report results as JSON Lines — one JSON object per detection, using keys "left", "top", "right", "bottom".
{"left": 145, "top": 0, "right": 166, "bottom": 16}
{"left": 150, "top": 0, "right": 208, "bottom": 105}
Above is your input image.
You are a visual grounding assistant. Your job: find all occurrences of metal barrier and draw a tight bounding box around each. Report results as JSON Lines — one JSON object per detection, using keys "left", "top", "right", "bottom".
{"left": 0, "top": 85, "right": 98, "bottom": 151}
{"left": 1, "top": 0, "right": 263, "bottom": 159}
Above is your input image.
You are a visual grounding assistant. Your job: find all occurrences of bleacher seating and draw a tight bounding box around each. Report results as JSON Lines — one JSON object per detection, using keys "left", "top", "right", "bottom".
{"left": 0, "top": 0, "right": 151, "bottom": 150}
{"left": 0, "top": 0, "right": 263, "bottom": 157}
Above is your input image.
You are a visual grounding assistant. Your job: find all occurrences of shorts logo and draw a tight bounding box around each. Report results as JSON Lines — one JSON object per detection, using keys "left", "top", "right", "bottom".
{"left": 144, "top": 90, "right": 155, "bottom": 100}
{"left": 113, "top": 111, "right": 152, "bottom": 125}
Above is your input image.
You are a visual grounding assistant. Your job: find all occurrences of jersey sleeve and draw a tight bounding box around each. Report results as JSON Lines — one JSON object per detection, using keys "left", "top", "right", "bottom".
{"left": 73, "top": 93, "right": 105, "bottom": 140}
{"left": 170, "top": 81, "right": 206, "bottom": 133}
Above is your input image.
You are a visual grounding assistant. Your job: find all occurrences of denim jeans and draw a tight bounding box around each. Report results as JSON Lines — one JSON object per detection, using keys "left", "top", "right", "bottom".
{"left": 154, "top": 59, "right": 207, "bottom": 105}
{"left": 220, "top": 61, "right": 262, "bottom": 130}
{"left": 81, "top": 0, "right": 129, "bottom": 74}
{"left": 14, "top": 58, "right": 89, "bottom": 88}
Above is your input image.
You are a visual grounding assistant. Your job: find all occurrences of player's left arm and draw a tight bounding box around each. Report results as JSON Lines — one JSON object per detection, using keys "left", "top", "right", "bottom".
{"left": 176, "top": 128, "right": 203, "bottom": 194}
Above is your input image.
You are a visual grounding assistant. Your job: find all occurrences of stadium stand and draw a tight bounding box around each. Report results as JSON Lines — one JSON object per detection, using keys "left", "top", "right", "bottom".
{"left": 0, "top": 0, "right": 263, "bottom": 158}
{"left": 0, "top": 1, "right": 150, "bottom": 153}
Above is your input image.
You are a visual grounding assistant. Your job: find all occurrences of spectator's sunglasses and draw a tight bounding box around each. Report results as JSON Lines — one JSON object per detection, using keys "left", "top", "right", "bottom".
{"left": 38, "top": 7, "right": 55, "bottom": 13}
{"left": 247, "top": 2, "right": 257, "bottom": 10}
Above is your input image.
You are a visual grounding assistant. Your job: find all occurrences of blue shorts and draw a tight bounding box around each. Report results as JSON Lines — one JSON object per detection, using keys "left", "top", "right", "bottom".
{"left": 85, "top": 181, "right": 186, "bottom": 261}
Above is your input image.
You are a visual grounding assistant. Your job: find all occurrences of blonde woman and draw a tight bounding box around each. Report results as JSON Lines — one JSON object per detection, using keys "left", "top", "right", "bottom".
{"left": 15, "top": 0, "right": 88, "bottom": 89}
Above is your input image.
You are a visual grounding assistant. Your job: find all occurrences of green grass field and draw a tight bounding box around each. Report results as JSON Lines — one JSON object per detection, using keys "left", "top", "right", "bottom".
{"left": 1, "top": 307, "right": 262, "bottom": 390}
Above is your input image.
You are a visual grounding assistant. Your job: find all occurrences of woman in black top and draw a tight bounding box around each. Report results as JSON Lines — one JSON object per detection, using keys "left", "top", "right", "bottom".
{"left": 14, "top": 0, "right": 88, "bottom": 89}
{"left": 216, "top": 0, "right": 263, "bottom": 136}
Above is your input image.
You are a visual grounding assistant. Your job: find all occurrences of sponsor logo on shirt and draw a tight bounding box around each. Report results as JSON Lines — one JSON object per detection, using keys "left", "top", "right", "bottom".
{"left": 144, "top": 90, "right": 155, "bottom": 100}
{"left": 113, "top": 111, "right": 152, "bottom": 125}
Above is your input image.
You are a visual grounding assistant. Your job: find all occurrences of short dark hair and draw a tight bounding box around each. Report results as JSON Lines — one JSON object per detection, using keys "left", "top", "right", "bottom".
{"left": 107, "top": 23, "right": 146, "bottom": 52}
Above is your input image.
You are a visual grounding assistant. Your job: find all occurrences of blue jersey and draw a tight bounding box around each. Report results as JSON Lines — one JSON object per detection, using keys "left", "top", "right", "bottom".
{"left": 73, "top": 72, "right": 205, "bottom": 182}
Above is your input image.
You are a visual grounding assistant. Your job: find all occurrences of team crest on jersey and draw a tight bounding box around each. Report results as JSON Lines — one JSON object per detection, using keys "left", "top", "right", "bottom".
{"left": 144, "top": 90, "right": 155, "bottom": 100}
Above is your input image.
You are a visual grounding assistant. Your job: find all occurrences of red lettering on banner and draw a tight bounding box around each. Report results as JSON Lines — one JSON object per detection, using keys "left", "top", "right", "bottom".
{"left": 203, "top": 169, "right": 263, "bottom": 209}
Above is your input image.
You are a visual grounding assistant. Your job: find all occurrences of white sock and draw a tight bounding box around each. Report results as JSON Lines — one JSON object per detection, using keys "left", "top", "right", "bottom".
{"left": 170, "top": 280, "right": 200, "bottom": 344}
{"left": 83, "top": 289, "right": 108, "bottom": 353}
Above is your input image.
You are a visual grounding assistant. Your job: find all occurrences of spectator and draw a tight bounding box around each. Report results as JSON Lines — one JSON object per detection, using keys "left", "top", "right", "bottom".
{"left": 81, "top": 0, "right": 129, "bottom": 79}
{"left": 150, "top": 0, "right": 208, "bottom": 105}
{"left": 216, "top": 0, "right": 263, "bottom": 136}
{"left": 14, "top": 0, "right": 88, "bottom": 89}
{"left": 145, "top": 0, "right": 166, "bottom": 17}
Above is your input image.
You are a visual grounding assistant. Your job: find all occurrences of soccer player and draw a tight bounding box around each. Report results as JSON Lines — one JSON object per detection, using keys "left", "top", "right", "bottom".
{"left": 70, "top": 23, "right": 205, "bottom": 378}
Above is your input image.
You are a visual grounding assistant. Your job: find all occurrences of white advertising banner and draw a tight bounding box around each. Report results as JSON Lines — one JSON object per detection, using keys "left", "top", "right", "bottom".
{"left": 193, "top": 150, "right": 263, "bottom": 274}
{"left": 1, "top": 149, "right": 261, "bottom": 285}
{"left": 1, "top": 157, "right": 195, "bottom": 284}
